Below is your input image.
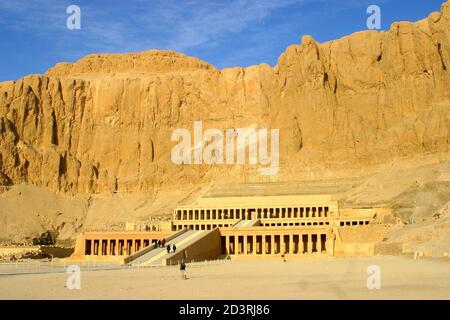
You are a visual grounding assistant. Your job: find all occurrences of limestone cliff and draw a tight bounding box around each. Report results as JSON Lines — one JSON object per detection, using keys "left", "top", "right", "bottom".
{"left": 0, "top": 3, "right": 450, "bottom": 241}
{"left": 1, "top": 5, "right": 450, "bottom": 195}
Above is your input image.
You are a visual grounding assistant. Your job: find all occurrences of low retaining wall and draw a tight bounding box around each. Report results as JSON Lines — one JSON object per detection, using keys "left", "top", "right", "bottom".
{"left": 334, "top": 243, "right": 375, "bottom": 257}
{"left": 0, "top": 246, "right": 41, "bottom": 257}
{"left": 374, "top": 242, "right": 403, "bottom": 255}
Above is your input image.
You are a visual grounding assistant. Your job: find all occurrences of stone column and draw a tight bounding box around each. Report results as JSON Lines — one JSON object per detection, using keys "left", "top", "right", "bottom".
{"left": 299, "top": 235, "right": 304, "bottom": 254}
{"left": 225, "top": 236, "right": 230, "bottom": 255}
{"left": 244, "top": 236, "right": 248, "bottom": 255}
{"left": 234, "top": 236, "right": 239, "bottom": 255}
{"left": 318, "top": 234, "right": 322, "bottom": 253}
{"left": 280, "top": 234, "right": 285, "bottom": 254}
{"left": 289, "top": 234, "right": 294, "bottom": 254}
{"left": 271, "top": 235, "right": 275, "bottom": 255}
{"left": 90, "top": 240, "right": 94, "bottom": 256}
{"left": 307, "top": 234, "right": 313, "bottom": 254}
{"left": 106, "top": 240, "right": 110, "bottom": 256}
{"left": 262, "top": 236, "right": 266, "bottom": 255}
{"left": 252, "top": 236, "right": 257, "bottom": 254}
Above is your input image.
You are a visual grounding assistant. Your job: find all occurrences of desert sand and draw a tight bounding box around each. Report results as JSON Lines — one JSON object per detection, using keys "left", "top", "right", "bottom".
{"left": 0, "top": 256, "right": 448, "bottom": 300}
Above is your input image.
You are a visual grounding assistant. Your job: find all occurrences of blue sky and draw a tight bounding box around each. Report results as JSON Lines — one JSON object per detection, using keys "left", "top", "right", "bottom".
{"left": 0, "top": 0, "right": 446, "bottom": 81}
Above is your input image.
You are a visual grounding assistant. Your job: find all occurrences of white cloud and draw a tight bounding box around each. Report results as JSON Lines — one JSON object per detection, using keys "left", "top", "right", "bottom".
{"left": 0, "top": 0, "right": 305, "bottom": 53}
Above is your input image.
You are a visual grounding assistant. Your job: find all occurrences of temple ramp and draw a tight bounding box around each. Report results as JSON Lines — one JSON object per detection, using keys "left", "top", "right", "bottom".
{"left": 124, "top": 229, "right": 188, "bottom": 265}
{"left": 234, "top": 219, "right": 260, "bottom": 228}
{"left": 164, "top": 228, "right": 222, "bottom": 266}
{"left": 135, "top": 230, "right": 208, "bottom": 266}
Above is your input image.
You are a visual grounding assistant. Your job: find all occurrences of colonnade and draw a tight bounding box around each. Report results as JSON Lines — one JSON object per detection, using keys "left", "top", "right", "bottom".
{"left": 222, "top": 233, "right": 329, "bottom": 255}
{"left": 85, "top": 238, "right": 158, "bottom": 256}
{"left": 175, "top": 206, "right": 331, "bottom": 221}
{"left": 174, "top": 223, "right": 233, "bottom": 231}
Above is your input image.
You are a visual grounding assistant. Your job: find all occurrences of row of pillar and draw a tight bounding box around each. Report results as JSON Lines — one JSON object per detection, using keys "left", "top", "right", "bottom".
{"left": 224, "top": 234, "right": 328, "bottom": 255}
{"left": 177, "top": 209, "right": 250, "bottom": 221}
{"left": 175, "top": 223, "right": 232, "bottom": 231}
{"left": 85, "top": 239, "right": 154, "bottom": 256}
{"left": 176, "top": 206, "right": 330, "bottom": 221}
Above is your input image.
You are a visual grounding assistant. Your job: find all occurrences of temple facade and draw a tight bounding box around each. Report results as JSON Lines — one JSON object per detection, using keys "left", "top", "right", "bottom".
{"left": 70, "top": 194, "right": 399, "bottom": 263}
{"left": 172, "top": 195, "right": 374, "bottom": 257}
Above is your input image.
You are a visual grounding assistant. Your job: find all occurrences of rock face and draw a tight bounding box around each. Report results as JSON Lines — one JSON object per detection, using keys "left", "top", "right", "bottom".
{"left": 0, "top": 4, "right": 449, "bottom": 200}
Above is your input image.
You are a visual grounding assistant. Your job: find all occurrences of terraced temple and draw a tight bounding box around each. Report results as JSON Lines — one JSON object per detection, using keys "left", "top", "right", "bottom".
{"left": 70, "top": 193, "right": 401, "bottom": 264}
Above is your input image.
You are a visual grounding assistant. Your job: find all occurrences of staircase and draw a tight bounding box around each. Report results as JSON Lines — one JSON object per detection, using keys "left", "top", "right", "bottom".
{"left": 129, "top": 230, "right": 208, "bottom": 266}
{"left": 234, "top": 219, "right": 260, "bottom": 228}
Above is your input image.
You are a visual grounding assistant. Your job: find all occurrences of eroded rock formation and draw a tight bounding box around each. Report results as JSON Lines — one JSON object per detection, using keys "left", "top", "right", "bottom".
{"left": 0, "top": 2, "right": 449, "bottom": 241}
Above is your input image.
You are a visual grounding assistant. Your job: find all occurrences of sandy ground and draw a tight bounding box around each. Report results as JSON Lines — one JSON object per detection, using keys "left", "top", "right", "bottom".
{"left": 0, "top": 256, "right": 449, "bottom": 300}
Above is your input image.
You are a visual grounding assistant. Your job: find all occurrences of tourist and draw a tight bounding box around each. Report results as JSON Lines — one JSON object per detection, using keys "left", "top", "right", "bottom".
{"left": 180, "top": 259, "right": 186, "bottom": 279}
{"left": 162, "top": 238, "right": 166, "bottom": 247}
{"left": 157, "top": 239, "right": 161, "bottom": 248}
{"left": 172, "top": 244, "right": 177, "bottom": 253}
{"left": 166, "top": 245, "right": 171, "bottom": 254}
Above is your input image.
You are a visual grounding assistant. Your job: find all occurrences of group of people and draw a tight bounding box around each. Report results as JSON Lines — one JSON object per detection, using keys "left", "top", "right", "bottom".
{"left": 166, "top": 244, "right": 177, "bottom": 253}
{"left": 155, "top": 239, "right": 177, "bottom": 254}
{"left": 155, "top": 238, "right": 186, "bottom": 280}
{"left": 155, "top": 239, "right": 166, "bottom": 248}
